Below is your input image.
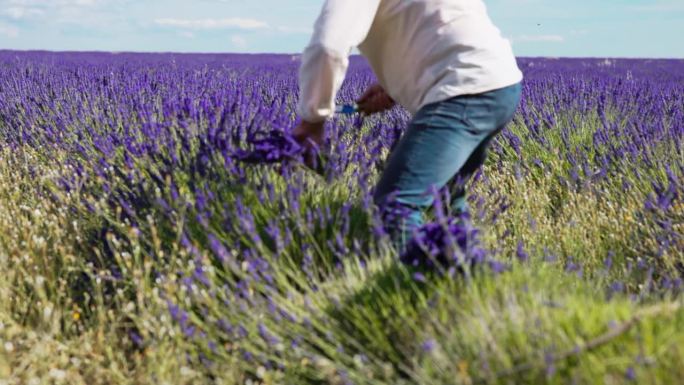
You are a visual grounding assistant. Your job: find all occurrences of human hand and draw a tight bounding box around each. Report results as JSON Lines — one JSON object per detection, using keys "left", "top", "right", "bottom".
{"left": 356, "top": 83, "right": 395, "bottom": 115}
{"left": 292, "top": 119, "right": 325, "bottom": 169}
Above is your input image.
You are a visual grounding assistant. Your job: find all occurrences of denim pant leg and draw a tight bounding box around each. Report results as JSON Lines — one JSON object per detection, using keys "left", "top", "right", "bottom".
{"left": 446, "top": 128, "right": 499, "bottom": 215}
{"left": 373, "top": 83, "right": 522, "bottom": 253}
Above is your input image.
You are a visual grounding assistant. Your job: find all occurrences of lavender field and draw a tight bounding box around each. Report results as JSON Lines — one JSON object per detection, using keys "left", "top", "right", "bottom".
{"left": 0, "top": 51, "right": 682, "bottom": 384}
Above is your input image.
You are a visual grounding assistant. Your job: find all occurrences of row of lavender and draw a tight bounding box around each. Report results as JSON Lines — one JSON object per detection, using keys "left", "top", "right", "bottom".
{"left": 0, "top": 51, "right": 682, "bottom": 381}
{"left": 1, "top": 52, "right": 680, "bottom": 268}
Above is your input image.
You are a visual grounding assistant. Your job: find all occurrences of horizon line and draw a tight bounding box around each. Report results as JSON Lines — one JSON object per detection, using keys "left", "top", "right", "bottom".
{"left": 1, "top": 48, "right": 683, "bottom": 60}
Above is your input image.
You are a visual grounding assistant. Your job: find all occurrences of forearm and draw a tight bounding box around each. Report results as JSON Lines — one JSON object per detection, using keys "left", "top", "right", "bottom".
{"left": 296, "top": 44, "right": 349, "bottom": 123}
{"left": 296, "top": 0, "right": 381, "bottom": 123}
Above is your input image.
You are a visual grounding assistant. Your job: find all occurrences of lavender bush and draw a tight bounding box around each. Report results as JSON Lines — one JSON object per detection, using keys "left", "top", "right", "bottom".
{"left": 0, "top": 51, "right": 682, "bottom": 384}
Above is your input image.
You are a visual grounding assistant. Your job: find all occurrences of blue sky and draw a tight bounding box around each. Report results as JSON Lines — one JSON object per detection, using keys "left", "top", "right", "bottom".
{"left": 0, "top": 0, "right": 682, "bottom": 58}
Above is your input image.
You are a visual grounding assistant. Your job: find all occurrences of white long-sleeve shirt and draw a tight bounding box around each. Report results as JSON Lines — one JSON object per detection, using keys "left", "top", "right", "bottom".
{"left": 297, "top": 0, "right": 523, "bottom": 122}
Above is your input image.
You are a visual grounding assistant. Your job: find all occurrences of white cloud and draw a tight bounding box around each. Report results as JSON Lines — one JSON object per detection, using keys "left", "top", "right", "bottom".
{"left": 178, "top": 30, "right": 195, "bottom": 39}
{"left": 515, "top": 34, "right": 565, "bottom": 43}
{"left": 1, "top": 6, "right": 44, "bottom": 20}
{"left": 0, "top": 0, "right": 131, "bottom": 27}
{"left": 4, "top": 0, "right": 105, "bottom": 6}
{"left": 153, "top": 17, "right": 269, "bottom": 31}
{"left": 2, "top": 0, "right": 98, "bottom": 7}
{"left": 276, "top": 25, "right": 313, "bottom": 34}
{"left": 0, "top": 22, "right": 19, "bottom": 37}
{"left": 231, "top": 35, "right": 247, "bottom": 48}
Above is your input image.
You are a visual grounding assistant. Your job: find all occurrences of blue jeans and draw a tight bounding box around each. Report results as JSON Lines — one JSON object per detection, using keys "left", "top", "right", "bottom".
{"left": 373, "top": 82, "right": 522, "bottom": 252}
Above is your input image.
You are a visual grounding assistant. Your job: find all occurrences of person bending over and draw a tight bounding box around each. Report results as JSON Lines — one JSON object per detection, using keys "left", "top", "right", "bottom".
{"left": 293, "top": 0, "right": 523, "bottom": 252}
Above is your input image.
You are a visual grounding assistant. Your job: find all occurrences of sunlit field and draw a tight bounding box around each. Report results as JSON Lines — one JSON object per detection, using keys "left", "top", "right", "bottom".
{"left": 0, "top": 51, "right": 682, "bottom": 384}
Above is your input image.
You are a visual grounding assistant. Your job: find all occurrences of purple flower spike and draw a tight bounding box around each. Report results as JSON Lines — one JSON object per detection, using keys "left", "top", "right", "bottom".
{"left": 421, "top": 338, "right": 437, "bottom": 353}
{"left": 207, "top": 233, "right": 230, "bottom": 264}
{"left": 625, "top": 366, "right": 636, "bottom": 381}
{"left": 516, "top": 241, "right": 529, "bottom": 262}
{"left": 413, "top": 272, "right": 427, "bottom": 283}
{"left": 257, "top": 323, "right": 280, "bottom": 346}
{"left": 399, "top": 216, "right": 489, "bottom": 272}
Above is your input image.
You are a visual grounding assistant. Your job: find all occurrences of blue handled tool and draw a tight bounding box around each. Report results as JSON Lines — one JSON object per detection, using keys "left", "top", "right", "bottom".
{"left": 335, "top": 104, "right": 358, "bottom": 114}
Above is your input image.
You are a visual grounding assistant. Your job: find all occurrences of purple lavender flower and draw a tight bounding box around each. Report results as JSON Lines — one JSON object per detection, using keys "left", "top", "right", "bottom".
{"left": 516, "top": 241, "right": 529, "bottom": 262}
{"left": 421, "top": 338, "right": 437, "bottom": 353}
{"left": 257, "top": 323, "right": 280, "bottom": 346}
{"left": 400, "top": 215, "right": 488, "bottom": 269}
{"left": 625, "top": 366, "right": 636, "bottom": 381}
{"left": 207, "top": 233, "right": 230, "bottom": 263}
{"left": 129, "top": 331, "right": 144, "bottom": 348}
{"left": 413, "top": 272, "right": 427, "bottom": 283}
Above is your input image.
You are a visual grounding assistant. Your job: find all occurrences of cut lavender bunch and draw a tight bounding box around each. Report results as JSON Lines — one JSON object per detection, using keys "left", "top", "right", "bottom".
{"left": 232, "top": 130, "right": 304, "bottom": 164}
{"left": 233, "top": 129, "right": 332, "bottom": 177}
